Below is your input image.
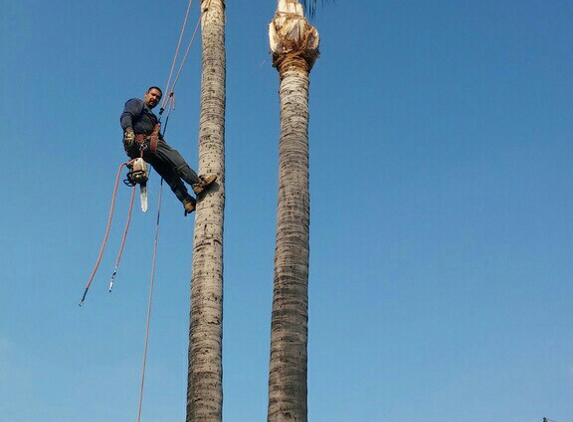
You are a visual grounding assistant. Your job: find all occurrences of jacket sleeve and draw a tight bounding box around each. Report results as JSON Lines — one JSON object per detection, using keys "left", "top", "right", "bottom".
{"left": 120, "top": 98, "right": 144, "bottom": 131}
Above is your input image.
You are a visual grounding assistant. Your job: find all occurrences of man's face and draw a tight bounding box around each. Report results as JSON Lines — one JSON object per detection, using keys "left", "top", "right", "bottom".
{"left": 144, "top": 88, "right": 162, "bottom": 109}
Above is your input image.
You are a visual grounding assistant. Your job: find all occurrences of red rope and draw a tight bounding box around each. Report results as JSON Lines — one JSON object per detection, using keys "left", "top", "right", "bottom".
{"left": 169, "top": 16, "right": 201, "bottom": 96}
{"left": 162, "top": 0, "right": 195, "bottom": 112}
{"left": 108, "top": 185, "right": 136, "bottom": 292}
{"left": 160, "top": 0, "right": 202, "bottom": 120}
{"left": 79, "top": 162, "right": 127, "bottom": 306}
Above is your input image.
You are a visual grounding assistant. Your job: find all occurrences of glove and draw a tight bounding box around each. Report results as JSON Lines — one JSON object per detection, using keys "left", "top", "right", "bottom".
{"left": 124, "top": 128, "right": 135, "bottom": 143}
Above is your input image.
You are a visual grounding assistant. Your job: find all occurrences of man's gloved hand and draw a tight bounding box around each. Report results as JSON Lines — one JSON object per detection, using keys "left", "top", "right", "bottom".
{"left": 124, "top": 128, "right": 135, "bottom": 143}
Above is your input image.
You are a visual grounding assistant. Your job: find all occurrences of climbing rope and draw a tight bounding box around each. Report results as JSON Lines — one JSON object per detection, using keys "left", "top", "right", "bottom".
{"left": 160, "top": 0, "right": 202, "bottom": 118}
{"left": 136, "top": 179, "right": 164, "bottom": 422}
{"left": 79, "top": 162, "right": 130, "bottom": 306}
{"left": 108, "top": 185, "right": 136, "bottom": 292}
{"left": 162, "top": 0, "right": 195, "bottom": 111}
{"left": 132, "top": 4, "right": 201, "bottom": 408}
{"left": 160, "top": 92, "right": 177, "bottom": 135}
{"left": 132, "top": 3, "right": 204, "bottom": 411}
{"left": 167, "top": 17, "right": 201, "bottom": 99}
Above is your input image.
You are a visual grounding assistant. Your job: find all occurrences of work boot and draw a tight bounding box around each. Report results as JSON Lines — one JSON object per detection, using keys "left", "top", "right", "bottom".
{"left": 192, "top": 174, "right": 217, "bottom": 195}
{"left": 183, "top": 197, "right": 196, "bottom": 216}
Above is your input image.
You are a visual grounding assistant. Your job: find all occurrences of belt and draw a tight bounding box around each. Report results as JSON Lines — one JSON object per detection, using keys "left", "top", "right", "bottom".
{"left": 135, "top": 124, "right": 161, "bottom": 153}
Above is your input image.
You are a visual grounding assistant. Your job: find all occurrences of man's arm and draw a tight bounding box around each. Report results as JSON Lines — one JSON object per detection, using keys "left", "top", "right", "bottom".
{"left": 120, "top": 98, "right": 144, "bottom": 131}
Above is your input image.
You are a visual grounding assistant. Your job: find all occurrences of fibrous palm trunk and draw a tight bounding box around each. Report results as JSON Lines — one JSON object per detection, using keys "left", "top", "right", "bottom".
{"left": 187, "top": 1, "right": 226, "bottom": 421}
{"left": 267, "top": 1, "right": 319, "bottom": 421}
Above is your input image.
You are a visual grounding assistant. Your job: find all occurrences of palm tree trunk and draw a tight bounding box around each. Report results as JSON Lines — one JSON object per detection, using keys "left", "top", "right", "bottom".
{"left": 268, "top": 67, "right": 310, "bottom": 422}
{"left": 267, "top": 2, "right": 319, "bottom": 421}
{"left": 187, "top": 1, "right": 226, "bottom": 421}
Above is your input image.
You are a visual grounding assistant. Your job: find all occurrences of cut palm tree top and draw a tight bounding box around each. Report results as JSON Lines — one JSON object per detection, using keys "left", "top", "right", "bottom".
{"left": 269, "top": 0, "right": 320, "bottom": 72}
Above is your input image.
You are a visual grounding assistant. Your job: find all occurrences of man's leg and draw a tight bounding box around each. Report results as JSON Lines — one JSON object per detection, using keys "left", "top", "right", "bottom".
{"left": 145, "top": 153, "right": 194, "bottom": 205}
{"left": 153, "top": 139, "right": 200, "bottom": 186}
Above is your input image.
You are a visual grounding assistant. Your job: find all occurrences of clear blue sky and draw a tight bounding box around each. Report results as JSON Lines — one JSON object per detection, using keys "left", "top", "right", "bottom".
{"left": 1, "top": 1, "right": 571, "bottom": 421}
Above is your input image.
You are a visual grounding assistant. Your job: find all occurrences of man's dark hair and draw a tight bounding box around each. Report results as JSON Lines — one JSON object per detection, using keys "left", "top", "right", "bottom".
{"left": 147, "top": 86, "right": 163, "bottom": 96}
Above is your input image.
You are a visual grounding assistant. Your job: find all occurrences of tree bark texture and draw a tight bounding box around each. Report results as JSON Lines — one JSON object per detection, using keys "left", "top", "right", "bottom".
{"left": 268, "top": 61, "right": 312, "bottom": 422}
{"left": 268, "top": 4, "right": 318, "bottom": 420}
{"left": 187, "top": 1, "right": 226, "bottom": 421}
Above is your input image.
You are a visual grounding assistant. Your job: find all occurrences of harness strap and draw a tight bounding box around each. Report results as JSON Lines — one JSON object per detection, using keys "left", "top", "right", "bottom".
{"left": 150, "top": 124, "right": 161, "bottom": 153}
{"left": 134, "top": 123, "right": 161, "bottom": 154}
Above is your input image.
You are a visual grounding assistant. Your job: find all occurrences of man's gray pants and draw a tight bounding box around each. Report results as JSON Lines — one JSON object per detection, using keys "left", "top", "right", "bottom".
{"left": 125, "top": 138, "right": 200, "bottom": 204}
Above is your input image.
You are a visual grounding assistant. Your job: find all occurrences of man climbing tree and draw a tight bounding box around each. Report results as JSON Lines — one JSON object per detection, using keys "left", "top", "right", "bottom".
{"left": 120, "top": 86, "right": 216, "bottom": 215}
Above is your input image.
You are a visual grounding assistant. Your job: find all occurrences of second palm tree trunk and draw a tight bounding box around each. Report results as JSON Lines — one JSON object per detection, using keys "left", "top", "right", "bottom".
{"left": 268, "top": 2, "right": 319, "bottom": 421}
